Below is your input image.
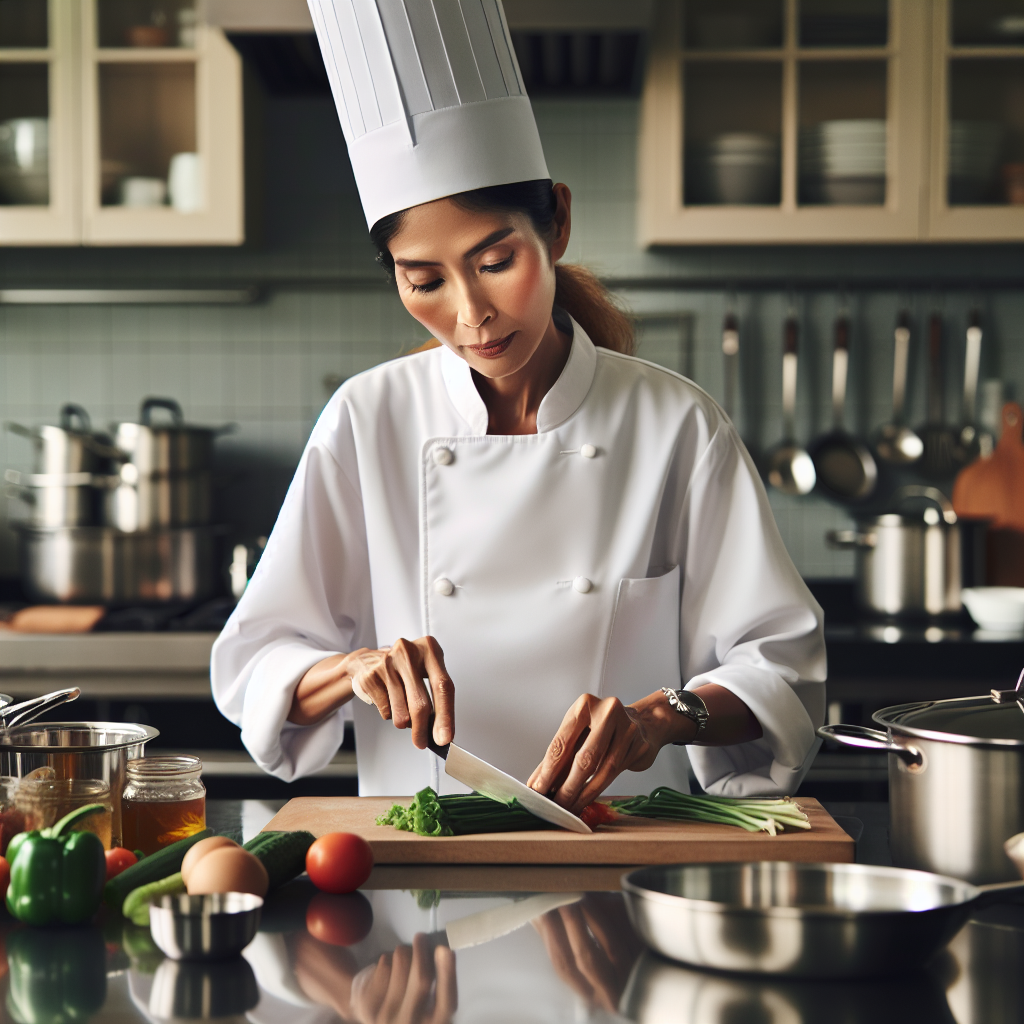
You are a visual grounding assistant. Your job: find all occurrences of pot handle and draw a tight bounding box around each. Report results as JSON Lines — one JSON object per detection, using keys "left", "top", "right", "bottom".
{"left": 972, "top": 879, "right": 1024, "bottom": 910}
{"left": 4, "top": 421, "right": 34, "bottom": 440}
{"left": 893, "top": 485, "right": 957, "bottom": 525}
{"left": 59, "top": 403, "right": 92, "bottom": 432}
{"left": 817, "top": 724, "right": 924, "bottom": 769}
{"left": 141, "top": 397, "right": 184, "bottom": 426}
{"left": 825, "top": 529, "right": 875, "bottom": 550}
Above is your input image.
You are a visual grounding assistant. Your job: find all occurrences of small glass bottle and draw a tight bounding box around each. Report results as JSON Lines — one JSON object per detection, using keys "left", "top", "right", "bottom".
{"left": 122, "top": 755, "right": 206, "bottom": 855}
{"left": 15, "top": 778, "right": 113, "bottom": 850}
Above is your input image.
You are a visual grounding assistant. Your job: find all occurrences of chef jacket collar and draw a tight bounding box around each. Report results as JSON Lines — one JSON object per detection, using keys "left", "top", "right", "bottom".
{"left": 440, "top": 314, "right": 597, "bottom": 436}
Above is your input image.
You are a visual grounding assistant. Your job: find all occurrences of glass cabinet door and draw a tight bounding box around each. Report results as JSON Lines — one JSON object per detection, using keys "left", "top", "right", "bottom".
{"left": 0, "top": 0, "right": 77, "bottom": 242}
{"left": 928, "top": 0, "right": 1024, "bottom": 238}
{"left": 81, "top": 0, "right": 243, "bottom": 244}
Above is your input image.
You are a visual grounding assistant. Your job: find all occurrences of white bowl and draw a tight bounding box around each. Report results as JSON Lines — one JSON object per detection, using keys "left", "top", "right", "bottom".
{"left": 961, "top": 587, "right": 1024, "bottom": 633}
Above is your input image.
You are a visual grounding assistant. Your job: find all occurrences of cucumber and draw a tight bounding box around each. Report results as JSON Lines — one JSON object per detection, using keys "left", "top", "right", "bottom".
{"left": 104, "top": 829, "right": 213, "bottom": 908}
{"left": 243, "top": 830, "right": 315, "bottom": 890}
{"left": 122, "top": 872, "right": 186, "bottom": 927}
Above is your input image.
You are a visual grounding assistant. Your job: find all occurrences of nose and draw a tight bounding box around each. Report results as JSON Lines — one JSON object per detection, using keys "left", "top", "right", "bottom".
{"left": 456, "top": 281, "right": 495, "bottom": 331}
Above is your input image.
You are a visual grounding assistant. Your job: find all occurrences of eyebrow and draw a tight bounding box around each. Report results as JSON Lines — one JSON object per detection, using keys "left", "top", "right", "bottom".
{"left": 394, "top": 226, "right": 515, "bottom": 268}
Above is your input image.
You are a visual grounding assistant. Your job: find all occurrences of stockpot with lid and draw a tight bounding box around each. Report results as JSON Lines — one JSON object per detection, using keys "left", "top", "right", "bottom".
{"left": 820, "top": 675, "right": 1024, "bottom": 883}
{"left": 5, "top": 403, "right": 119, "bottom": 476}
{"left": 111, "top": 397, "right": 233, "bottom": 476}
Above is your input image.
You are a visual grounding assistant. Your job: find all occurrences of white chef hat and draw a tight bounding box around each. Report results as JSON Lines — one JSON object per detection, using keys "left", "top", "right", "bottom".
{"left": 306, "top": 0, "right": 550, "bottom": 228}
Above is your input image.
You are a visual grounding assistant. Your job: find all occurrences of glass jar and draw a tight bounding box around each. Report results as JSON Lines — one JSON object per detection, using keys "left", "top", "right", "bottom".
{"left": 15, "top": 778, "right": 114, "bottom": 850}
{"left": 122, "top": 755, "right": 206, "bottom": 855}
{"left": 0, "top": 776, "right": 26, "bottom": 854}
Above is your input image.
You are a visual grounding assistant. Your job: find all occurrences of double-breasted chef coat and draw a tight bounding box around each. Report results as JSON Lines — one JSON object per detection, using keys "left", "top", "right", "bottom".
{"left": 211, "top": 316, "right": 826, "bottom": 798}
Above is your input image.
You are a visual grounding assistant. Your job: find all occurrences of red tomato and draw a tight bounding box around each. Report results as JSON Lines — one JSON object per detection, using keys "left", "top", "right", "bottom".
{"left": 580, "top": 802, "right": 619, "bottom": 829}
{"left": 104, "top": 847, "right": 138, "bottom": 882}
{"left": 305, "top": 833, "right": 373, "bottom": 894}
{"left": 305, "top": 891, "right": 374, "bottom": 945}
{"left": 0, "top": 857, "right": 8, "bottom": 901}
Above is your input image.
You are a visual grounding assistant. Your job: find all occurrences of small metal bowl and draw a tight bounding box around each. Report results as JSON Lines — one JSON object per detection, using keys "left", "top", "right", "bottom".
{"left": 149, "top": 892, "right": 263, "bottom": 962}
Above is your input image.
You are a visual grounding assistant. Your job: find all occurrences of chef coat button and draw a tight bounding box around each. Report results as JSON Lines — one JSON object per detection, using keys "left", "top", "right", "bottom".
{"left": 434, "top": 577, "right": 455, "bottom": 596}
{"left": 580, "top": 444, "right": 597, "bottom": 459}
{"left": 433, "top": 446, "right": 454, "bottom": 466}
{"left": 573, "top": 576, "right": 593, "bottom": 594}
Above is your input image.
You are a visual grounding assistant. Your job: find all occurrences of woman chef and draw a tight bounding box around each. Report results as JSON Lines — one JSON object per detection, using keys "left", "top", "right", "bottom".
{"left": 212, "top": 0, "right": 826, "bottom": 810}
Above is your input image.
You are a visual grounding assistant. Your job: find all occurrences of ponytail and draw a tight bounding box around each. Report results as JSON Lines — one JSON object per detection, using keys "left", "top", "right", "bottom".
{"left": 370, "top": 180, "right": 636, "bottom": 357}
{"left": 554, "top": 263, "right": 634, "bottom": 356}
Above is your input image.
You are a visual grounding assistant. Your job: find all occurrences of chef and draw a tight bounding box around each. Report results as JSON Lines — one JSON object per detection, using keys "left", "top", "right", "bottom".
{"left": 211, "top": 0, "right": 826, "bottom": 808}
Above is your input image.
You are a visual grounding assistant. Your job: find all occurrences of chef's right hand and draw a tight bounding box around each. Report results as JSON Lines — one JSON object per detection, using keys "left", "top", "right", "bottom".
{"left": 350, "top": 934, "right": 457, "bottom": 1024}
{"left": 289, "top": 637, "right": 454, "bottom": 749}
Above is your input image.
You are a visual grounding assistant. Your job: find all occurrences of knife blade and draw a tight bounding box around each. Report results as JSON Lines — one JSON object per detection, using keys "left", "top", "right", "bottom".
{"left": 427, "top": 736, "right": 592, "bottom": 834}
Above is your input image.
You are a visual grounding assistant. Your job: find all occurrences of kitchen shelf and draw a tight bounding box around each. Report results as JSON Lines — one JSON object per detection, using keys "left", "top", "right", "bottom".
{"left": 639, "top": 0, "right": 1023, "bottom": 244}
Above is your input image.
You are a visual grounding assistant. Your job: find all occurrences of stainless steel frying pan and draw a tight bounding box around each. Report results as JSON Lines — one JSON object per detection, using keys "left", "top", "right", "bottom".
{"left": 622, "top": 861, "right": 1024, "bottom": 978}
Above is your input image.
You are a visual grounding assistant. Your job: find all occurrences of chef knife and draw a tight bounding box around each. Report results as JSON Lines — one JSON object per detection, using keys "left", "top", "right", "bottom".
{"left": 427, "top": 734, "right": 592, "bottom": 834}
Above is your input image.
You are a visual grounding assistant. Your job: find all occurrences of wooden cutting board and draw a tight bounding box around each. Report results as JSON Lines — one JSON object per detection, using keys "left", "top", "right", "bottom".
{"left": 263, "top": 796, "right": 854, "bottom": 866}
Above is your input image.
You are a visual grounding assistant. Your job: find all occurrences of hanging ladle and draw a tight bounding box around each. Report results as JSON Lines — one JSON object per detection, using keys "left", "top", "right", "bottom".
{"left": 0, "top": 688, "right": 81, "bottom": 731}
{"left": 874, "top": 311, "right": 924, "bottom": 464}
{"left": 766, "top": 314, "right": 816, "bottom": 495}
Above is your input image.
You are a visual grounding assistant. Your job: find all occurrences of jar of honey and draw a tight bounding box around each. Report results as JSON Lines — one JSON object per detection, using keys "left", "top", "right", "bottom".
{"left": 121, "top": 755, "right": 206, "bottom": 855}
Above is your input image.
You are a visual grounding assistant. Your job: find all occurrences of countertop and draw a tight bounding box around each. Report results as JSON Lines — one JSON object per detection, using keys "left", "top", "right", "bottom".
{"left": 1, "top": 799, "right": 1018, "bottom": 1024}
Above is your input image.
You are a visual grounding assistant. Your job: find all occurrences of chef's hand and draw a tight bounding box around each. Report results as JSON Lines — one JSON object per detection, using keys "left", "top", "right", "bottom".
{"left": 288, "top": 637, "right": 454, "bottom": 749}
{"left": 350, "top": 933, "right": 457, "bottom": 1024}
{"left": 529, "top": 684, "right": 762, "bottom": 812}
{"left": 532, "top": 894, "right": 642, "bottom": 1012}
{"left": 290, "top": 931, "right": 359, "bottom": 1018}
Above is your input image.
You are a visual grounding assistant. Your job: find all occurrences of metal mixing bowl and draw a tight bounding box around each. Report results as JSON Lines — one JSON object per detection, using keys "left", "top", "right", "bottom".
{"left": 150, "top": 893, "right": 263, "bottom": 961}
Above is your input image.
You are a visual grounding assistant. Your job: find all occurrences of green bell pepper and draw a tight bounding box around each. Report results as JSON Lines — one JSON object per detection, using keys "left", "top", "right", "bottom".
{"left": 5, "top": 926, "right": 106, "bottom": 1024}
{"left": 6, "top": 803, "right": 107, "bottom": 926}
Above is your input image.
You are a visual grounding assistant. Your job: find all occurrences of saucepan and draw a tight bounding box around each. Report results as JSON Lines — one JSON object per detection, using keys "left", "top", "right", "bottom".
{"left": 621, "top": 861, "right": 1024, "bottom": 978}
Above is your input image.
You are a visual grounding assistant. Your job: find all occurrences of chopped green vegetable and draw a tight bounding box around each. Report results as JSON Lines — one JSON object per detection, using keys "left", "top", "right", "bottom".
{"left": 611, "top": 787, "right": 811, "bottom": 836}
{"left": 376, "top": 787, "right": 554, "bottom": 836}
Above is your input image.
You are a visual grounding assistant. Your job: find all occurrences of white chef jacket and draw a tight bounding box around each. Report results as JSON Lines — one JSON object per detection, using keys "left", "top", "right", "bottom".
{"left": 211, "top": 317, "right": 826, "bottom": 798}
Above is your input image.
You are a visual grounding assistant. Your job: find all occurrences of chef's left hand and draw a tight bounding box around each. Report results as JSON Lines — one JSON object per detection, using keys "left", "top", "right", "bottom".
{"left": 527, "top": 692, "right": 680, "bottom": 813}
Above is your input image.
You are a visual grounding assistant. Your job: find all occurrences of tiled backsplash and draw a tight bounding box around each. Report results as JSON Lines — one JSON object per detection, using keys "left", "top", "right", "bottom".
{"left": 0, "top": 95, "right": 1021, "bottom": 581}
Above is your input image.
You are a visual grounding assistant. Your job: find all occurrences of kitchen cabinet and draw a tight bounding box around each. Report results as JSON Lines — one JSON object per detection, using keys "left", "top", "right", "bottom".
{"left": 638, "top": 0, "right": 1024, "bottom": 244}
{"left": 0, "top": 0, "right": 242, "bottom": 246}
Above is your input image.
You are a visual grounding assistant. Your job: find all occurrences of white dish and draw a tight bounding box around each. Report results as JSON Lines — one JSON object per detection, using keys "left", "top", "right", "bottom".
{"left": 961, "top": 587, "right": 1024, "bottom": 633}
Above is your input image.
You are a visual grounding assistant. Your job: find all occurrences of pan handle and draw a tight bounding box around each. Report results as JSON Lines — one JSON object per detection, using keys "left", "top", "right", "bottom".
{"left": 817, "top": 724, "right": 924, "bottom": 770}
{"left": 825, "top": 529, "right": 875, "bottom": 550}
{"left": 972, "top": 879, "right": 1024, "bottom": 909}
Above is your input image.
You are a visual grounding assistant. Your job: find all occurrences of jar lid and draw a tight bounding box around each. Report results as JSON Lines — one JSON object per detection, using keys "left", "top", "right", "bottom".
{"left": 127, "top": 754, "right": 203, "bottom": 778}
{"left": 874, "top": 693, "right": 1024, "bottom": 746}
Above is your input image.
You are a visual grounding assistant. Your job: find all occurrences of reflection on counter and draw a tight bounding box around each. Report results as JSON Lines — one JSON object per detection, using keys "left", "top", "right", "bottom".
{"left": 0, "top": 876, "right": 1017, "bottom": 1023}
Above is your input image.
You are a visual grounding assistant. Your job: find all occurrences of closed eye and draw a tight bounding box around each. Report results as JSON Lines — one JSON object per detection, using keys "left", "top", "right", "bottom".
{"left": 409, "top": 278, "right": 443, "bottom": 293}
{"left": 480, "top": 253, "right": 514, "bottom": 274}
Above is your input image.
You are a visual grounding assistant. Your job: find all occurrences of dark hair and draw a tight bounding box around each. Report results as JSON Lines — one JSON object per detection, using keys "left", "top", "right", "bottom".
{"left": 369, "top": 179, "right": 635, "bottom": 356}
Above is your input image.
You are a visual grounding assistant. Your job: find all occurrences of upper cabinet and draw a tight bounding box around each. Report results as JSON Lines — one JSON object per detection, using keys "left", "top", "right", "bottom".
{"left": 638, "top": 0, "right": 1024, "bottom": 244}
{"left": 0, "top": 0, "right": 243, "bottom": 246}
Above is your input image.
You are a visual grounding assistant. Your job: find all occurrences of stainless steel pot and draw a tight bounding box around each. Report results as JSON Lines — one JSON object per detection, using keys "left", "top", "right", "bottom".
{"left": 6, "top": 404, "right": 118, "bottom": 475}
{"left": 101, "top": 469, "right": 212, "bottom": 531}
{"left": 621, "top": 861, "right": 1024, "bottom": 978}
{"left": 17, "top": 525, "right": 222, "bottom": 603}
{"left": 820, "top": 682, "right": 1024, "bottom": 884}
{"left": 112, "top": 397, "right": 232, "bottom": 476}
{"left": 0, "top": 721, "right": 159, "bottom": 847}
{"left": 826, "top": 486, "right": 963, "bottom": 615}
{"left": 4, "top": 470, "right": 100, "bottom": 527}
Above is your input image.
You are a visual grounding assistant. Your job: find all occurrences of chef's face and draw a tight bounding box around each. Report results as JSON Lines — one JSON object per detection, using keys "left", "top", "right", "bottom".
{"left": 389, "top": 184, "right": 572, "bottom": 379}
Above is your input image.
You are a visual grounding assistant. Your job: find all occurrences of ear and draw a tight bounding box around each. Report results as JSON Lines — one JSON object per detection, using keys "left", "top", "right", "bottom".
{"left": 549, "top": 183, "right": 572, "bottom": 263}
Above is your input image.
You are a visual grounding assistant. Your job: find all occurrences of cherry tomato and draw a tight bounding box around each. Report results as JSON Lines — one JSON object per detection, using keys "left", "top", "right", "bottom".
{"left": 305, "top": 891, "right": 374, "bottom": 945}
{"left": 580, "top": 802, "right": 619, "bottom": 829}
{"left": 0, "top": 857, "right": 9, "bottom": 900}
{"left": 104, "top": 847, "right": 138, "bottom": 881}
{"left": 305, "top": 833, "right": 374, "bottom": 894}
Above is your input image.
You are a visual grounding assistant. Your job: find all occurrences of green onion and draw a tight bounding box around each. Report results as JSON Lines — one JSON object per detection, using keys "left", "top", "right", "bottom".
{"left": 376, "top": 787, "right": 555, "bottom": 836}
{"left": 611, "top": 787, "right": 811, "bottom": 836}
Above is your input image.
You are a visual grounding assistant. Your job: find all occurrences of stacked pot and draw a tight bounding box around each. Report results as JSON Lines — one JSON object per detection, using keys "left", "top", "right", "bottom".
{"left": 6, "top": 398, "right": 229, "bottom": 604}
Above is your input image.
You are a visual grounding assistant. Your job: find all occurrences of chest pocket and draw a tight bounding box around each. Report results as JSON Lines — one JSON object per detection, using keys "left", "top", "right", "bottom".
{"left": 601, "top": 565, "right": 681, "bottom": 706}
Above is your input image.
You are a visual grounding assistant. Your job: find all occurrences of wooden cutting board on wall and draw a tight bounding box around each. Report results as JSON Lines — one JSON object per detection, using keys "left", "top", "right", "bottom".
{"left": 263, "top": 797, "right": 854, "bottom": 865}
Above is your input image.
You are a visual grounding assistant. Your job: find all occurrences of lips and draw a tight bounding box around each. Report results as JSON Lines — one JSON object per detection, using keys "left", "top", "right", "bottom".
{"left": 467, "top": 332, "right": 516, "bottom": 359}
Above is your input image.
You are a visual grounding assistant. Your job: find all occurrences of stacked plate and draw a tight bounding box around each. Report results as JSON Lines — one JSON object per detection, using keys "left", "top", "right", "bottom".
{"left": 686, "top": 133, "right": 780, "bottom": 205}
{"left": 799, "top": 119, "right": 886, "bottom": 205}
{"left": 948, "top": 120, "right": 1005, "bottom": 204}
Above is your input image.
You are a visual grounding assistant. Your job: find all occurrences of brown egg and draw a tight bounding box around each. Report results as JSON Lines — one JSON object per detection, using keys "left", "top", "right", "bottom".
{"left": 180, "top": 836, "right": 239, "bottom": 886}
{"left": 185, "top": 846, "right": 269, "bottom": 897}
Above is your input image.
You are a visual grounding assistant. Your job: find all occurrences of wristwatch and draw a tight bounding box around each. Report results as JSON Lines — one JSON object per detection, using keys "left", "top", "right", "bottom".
{"left": 661, "top": 687, "right": 709, "bottom": 742}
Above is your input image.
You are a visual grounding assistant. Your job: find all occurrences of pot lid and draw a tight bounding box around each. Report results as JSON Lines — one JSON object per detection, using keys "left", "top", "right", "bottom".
{"left": 874, "top": 677, "right": 1024, "bottom": 746}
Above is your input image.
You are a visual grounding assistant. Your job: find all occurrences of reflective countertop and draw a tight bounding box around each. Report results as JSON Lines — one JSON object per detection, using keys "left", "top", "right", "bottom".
{"left": 3, "top": 801, "right": 1021, "bottom": 1024}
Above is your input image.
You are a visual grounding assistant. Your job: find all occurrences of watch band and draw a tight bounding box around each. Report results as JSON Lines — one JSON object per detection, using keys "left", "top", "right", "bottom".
{"left": 661, "top": 687, "right": 709, "bottom": 742}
